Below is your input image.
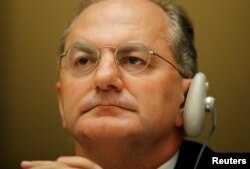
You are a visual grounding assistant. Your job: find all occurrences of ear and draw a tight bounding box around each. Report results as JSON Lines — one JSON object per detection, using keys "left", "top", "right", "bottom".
{"left": 175, "top": 78, "right": 192, "bottom": 127}
{"left": 55, "top": 81, "right": 67, "bottom": 128}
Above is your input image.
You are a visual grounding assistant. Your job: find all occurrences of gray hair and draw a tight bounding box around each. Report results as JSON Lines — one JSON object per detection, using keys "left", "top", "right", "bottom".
{"left": 59, "top": 0, "right": 197, "bottom": 78}
{"left": 154, "top": 0, "right": 197, "bottom": 78}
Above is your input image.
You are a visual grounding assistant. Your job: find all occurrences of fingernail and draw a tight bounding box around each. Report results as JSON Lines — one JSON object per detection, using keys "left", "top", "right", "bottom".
{"left": 21, "top": 161, "right": 32, "bottom": 168}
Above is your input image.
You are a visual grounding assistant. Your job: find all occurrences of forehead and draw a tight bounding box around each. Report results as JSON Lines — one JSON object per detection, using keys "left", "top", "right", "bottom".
{"left": 66, "top": 0, "right": 170, "bottom": 47}
{"left": 81, "top": 0, "right": 167, "bottom": 22}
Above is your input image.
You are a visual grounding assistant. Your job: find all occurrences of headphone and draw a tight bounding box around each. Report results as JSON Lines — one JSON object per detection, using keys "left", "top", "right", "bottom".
{"left": 183, "top": 72, "right": 216, "bottom": 137}
{"left": 183, "top": 72, "right": 217, "bottom": 169}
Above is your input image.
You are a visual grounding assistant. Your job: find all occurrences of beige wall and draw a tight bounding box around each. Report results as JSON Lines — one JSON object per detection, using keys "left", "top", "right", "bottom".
{"left": 1, "top": 0, "right": 250, "bottom": 168}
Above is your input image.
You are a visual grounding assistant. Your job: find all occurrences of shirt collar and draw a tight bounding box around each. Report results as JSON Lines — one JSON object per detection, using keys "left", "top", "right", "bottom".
{"left": 158, "top": 151, "right": 179, "bottom": 169}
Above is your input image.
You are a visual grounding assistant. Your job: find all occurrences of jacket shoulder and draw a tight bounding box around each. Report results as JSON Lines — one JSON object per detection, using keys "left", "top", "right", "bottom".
{"left": 174, "top": 140, "right": 215, "bottom": 169}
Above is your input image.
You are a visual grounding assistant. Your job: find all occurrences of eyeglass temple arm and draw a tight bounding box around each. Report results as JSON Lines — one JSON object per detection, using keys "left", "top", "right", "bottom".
{"left": 150, "top": 51, "right": 185, "bottom": 77}
{"left": 58, "top": 52, "right": 67, "bottom": 69}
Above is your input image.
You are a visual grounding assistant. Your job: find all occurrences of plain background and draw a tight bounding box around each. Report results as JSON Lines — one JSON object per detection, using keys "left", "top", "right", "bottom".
{"left": 1, "top": 0, "right": 250, "bottom": 168}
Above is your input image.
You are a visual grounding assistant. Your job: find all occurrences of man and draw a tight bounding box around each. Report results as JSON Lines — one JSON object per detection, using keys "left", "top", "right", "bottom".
{"left": 21, "top": 0, "right": 213, "bottom": 168}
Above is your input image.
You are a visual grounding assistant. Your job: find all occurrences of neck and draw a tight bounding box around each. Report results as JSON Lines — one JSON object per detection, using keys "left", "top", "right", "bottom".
{"left": 75, "top": 128, "right": 183, "bottom": 169}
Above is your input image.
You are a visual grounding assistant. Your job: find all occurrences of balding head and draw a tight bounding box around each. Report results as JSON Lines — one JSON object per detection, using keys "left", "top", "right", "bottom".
{"left": 59, "top": 0, "right": 197, "bottom": 78}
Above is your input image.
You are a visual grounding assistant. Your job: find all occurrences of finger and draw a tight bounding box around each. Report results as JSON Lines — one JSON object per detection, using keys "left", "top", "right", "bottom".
{"left": 57, "top": 156, "right": 103, "bottom": 169}
{"left": 21, "top": 161, "right": 32, "bottom": 169}
{"left": 21, "top": 160, "right": 70, "bottom": 169}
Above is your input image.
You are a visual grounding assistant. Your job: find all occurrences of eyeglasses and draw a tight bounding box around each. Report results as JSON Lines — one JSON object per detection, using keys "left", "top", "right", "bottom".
{"left": 60, "top": 43, "right": 182, "bottom": 76}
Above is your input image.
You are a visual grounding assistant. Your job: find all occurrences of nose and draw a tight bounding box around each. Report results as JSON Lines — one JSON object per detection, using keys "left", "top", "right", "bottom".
{"left": 94, "top": 50, "right": 123, "bottom": 92}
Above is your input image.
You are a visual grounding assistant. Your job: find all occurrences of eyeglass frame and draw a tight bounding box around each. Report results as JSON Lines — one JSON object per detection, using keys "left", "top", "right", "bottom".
{"left": 59, "top": 42, "right": 183, "bottom": 76}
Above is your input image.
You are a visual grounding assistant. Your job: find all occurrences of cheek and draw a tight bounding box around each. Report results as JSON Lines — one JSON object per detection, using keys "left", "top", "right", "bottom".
{"left": 128, "top": 76, "right": 183, "bottom": 133}
{"left": 60, "top": 77, "right": 92, "bottom": 130}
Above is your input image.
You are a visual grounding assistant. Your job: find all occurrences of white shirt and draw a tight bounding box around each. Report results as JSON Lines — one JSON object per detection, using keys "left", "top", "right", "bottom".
{"left": 158, "top": 151, "right": 179, "bottom": 169}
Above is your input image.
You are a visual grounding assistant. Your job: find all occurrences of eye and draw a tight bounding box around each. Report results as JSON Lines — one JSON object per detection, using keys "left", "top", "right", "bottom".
{"left": 76, "top": 57, "right": 89, "bottom": 66}
{"left": 74, "top": 56, "right": 97, "bottom": 67}
{"left": 117, "top": 48, "right": 150, "bottom": 73}
{"left": 118, "top": 55, "right": 148, "bottom": 73}
{"left": 124, "top": 56, "right": 146, "bottom": 65}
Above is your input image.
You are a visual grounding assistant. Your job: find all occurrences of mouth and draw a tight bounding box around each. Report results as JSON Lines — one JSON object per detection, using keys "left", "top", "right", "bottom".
{"left": 81, "top": 104, "right": 137, "bottom": 116}
{"left": 79, "top": 93, "right": 138, "bottom": 117}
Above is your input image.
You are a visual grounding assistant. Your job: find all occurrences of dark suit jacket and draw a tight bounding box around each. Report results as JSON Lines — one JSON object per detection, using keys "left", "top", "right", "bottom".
{"left": 174, "top": 140, "right": 215, "bottom": 169}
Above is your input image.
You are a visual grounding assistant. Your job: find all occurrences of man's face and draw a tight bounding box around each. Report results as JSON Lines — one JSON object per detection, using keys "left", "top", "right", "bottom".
{"left": 56, "top": 0, "right": 190, "bottom": 145}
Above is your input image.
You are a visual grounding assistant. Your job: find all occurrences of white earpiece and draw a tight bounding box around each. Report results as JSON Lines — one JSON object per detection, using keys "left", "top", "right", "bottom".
{"left": 183, "top": 72, "right": 215, "bottom": 137}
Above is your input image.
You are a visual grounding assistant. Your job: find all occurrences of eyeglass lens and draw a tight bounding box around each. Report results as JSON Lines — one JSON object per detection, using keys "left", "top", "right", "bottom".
{"left": 63, "top": 43, "right": 152, "bottom": 75}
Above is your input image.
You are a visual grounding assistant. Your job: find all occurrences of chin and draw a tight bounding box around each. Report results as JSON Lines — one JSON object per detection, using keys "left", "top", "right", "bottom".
{"left": 74, "top": 115, "right": 143, "bottom": 141}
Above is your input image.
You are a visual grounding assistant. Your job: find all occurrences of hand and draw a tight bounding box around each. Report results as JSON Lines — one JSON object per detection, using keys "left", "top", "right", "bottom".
{"left": 21, "top": 156, "right": 103, "bottom": 169}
